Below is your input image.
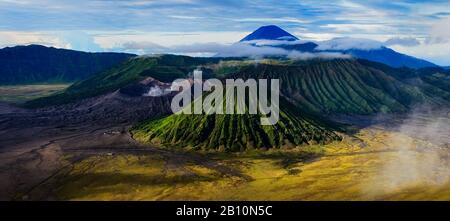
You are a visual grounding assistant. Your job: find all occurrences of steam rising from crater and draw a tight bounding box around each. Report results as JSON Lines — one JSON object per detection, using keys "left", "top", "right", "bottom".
{"left": 142, "top": 85, "right": 172, "bottom": 97}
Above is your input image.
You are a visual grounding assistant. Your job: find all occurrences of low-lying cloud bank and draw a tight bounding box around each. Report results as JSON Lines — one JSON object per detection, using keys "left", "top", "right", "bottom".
{"left": 119, "top": 36, "right": 429, "bottom": 58}
{"left": 287, "top": 51, "right": 351, "bottom": 59}
{"left": 384, "top": 37, "right": 421, "bottom": 47}
{"left": 315, "top": 37, "right": 383, "bottom": 51}
{"left": 119, "top": 41, "right": 351, "bottom": 59}
{"left": 315, "top": 37, "right": 422, "bottom": 51}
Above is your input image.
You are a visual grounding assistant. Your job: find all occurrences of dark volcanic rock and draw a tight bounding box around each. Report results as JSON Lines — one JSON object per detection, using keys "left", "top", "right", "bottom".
{"left": 0, "top": 90, "right": 173, "bottom": 129}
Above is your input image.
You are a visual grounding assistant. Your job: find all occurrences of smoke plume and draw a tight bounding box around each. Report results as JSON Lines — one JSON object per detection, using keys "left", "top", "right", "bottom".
{"left": 366, "top": 106, "right": 450, "bottom": 198}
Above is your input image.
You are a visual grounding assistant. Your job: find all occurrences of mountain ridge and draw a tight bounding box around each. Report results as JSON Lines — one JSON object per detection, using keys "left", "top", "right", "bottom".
{"left": 0, "top": 44, "right": 136, "bottom": 85}
{"left": 26, "top": 55, "right": 450, "bottom": 114}
{"left": 240, "top": 25, "right": 299, "bottom": 42}
{"left": 238, "top": 25, "right": 437, "bottom": 69}
{"left": 132, "top": 96, "right": 342, "bottom": 151}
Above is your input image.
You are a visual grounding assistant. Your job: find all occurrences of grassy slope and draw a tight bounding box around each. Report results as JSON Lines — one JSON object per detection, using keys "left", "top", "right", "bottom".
{"left": 234, "top": 59, "right": 431, "bottom": 114}
{"left": 358, "top": 59, "right": 450, "bottom": 100}
{"left": 24, "top": 55, "right": 239, "bottom": 108}
{"left": 131, "top": 58, "right": 450, "bottom": 151}
{"left": 24, "top": 57, "right": 157, "bottom": 107}
{"left": 24, "top": 55, "right": 449, "bottom": 112}
{"left": 0, "top": 84, "right": 69, "bottom": 104}
{"left": 421, "top": 72, "right": 450, "bottom": 93}
{"left": 132, "top": 97, "right": 342, "bottom": 151}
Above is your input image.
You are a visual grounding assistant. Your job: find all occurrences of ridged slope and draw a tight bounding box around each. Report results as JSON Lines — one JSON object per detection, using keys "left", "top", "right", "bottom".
{"left": 232, "top": 59, "right": 430, "bottom": 114}
{"left": 25, "top": 55, "right": 232, "bottom": 107}
{"left": 132, "top": 94, "right": 342, "bottom": 151}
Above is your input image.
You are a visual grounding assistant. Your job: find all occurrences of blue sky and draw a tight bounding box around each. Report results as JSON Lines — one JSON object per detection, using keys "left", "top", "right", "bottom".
{"left": 1, "top": 0, "right": 450, "bottom": 65}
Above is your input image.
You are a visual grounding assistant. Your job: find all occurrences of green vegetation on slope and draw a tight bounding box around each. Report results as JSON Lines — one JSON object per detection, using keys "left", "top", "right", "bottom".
{"left": 24, "top": 57, "right": 155, "bottom": 107}
{"left": 232, "top": 59, "right": 432, "bottom": 114}
{"left": 421, "top": 72, "right": 450, "bottom": 93}
{"left": 0, "top": 84, "right": 69, "bottom": 104}
{"left": 24, "top": 55, "right": 450, "bottom": 112}
{"left": 132, "top": 58, "right": 450, "bottom": 151}
{"left": 24, "top": 55, "right": 242, "bottom": 108}
{"left": 358, "top": 59, "right": 450, "bottom": 102}
{"left": 132, "top": 96, "right": 342, "bottom": 151}
{"left": 0, "top": 45, "right": 135, "bottom": 85}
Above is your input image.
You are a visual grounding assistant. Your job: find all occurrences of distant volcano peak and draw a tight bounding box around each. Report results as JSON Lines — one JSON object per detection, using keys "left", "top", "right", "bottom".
{"left": 240, "top": 25, "right": 299, "bottom": 42}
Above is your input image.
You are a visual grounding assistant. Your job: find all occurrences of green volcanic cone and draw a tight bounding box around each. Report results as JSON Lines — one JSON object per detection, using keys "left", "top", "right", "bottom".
{"left": 132, "top": 93, "right": 342, "bottom": 152}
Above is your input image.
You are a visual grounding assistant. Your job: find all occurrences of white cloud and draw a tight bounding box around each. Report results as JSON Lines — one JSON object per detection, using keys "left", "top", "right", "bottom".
{"left": 384, "top": 37, "right": 420, "bottom": 47}
{"left": 172, "top": 42, "right": 288, "bottom": 58}
{"left": 287, "top": 51, "right": 351, "bottom": 60}
{"left": 169, "top": 15, "right": 201, "bottom": 20}
{"left": 119, "top": 40, "right": 350, "bottom": 60}
{"left": 120, "top": 41, "right": 168, "bottom": 54}
{"left": 0, "top": 31, "right": 70, "bottom": 49}
{"left": 382, "top": 17, "right": 450, "bottom": 65}
{"left": 93, "top": 31, "right": 248, "bottom": 50}
{"left": 338, "top": 0, "right": 389, "bottom": 18}
{"left": 239, "top": 39, "right": 310, "bottom": 46}
{"left": 233, "top": 17, "right": 308, "bottom": 24}
{"left": 427, "top": 17, "right": 450, "bottom": 44}
{"left": 1, "top": 25, "right": 449, "bottom": 65}
{"left": 142, "top": 85, "right": 172, "bottom": 97}
{"left": 390, "top": 42, "right": 450, "bottom": 66}
{"left": 294, "top": 32, "right": 341, "bottom": 41}
{"left": 316, "top": 37, "right": 383, "bottom": 51}
{"left": 321, "top": 24, "right": 391, "bottom": 34}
